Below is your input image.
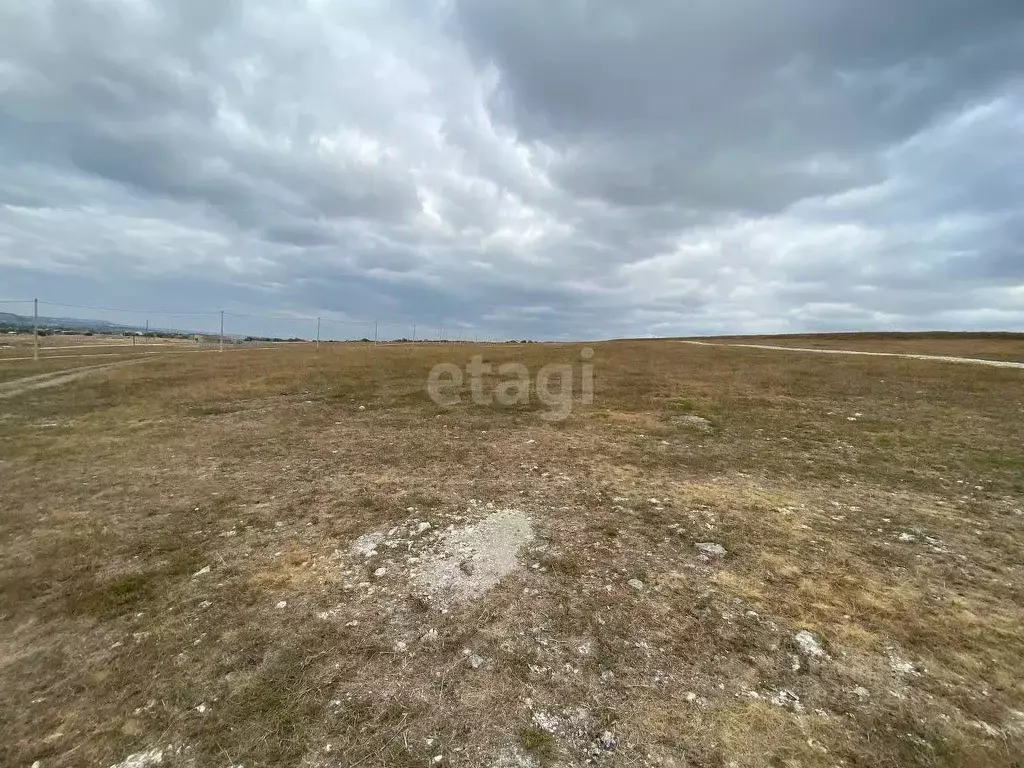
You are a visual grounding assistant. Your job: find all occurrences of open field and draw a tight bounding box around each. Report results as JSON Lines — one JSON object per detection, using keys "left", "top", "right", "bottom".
{"left": 1, "top": 333, "right": 198, "bottom": 351}
{"left": 690, "top": 332, "right": 1024, "bottom": 363}
{"left": 0, "top": 334, "right": 198, "bottom": 362}
{"left": 0, "top": 335, "right": 274, "bottom": 384}
{"left": 2, "top": 340, "right": 1023, "bottom": 767}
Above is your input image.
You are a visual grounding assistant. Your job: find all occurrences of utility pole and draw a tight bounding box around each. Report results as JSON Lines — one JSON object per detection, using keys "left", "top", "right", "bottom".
{"left": 33, "top": 298, "right": 38, "bottom": 361}
{"left": 219, "top": 310, "right": 224, "bottom": 352}
{"left": 412, "top": 324, "right": 416, "bottom": 343}
{"left": 374, "top": 321, "right": 378, "bottom": 345}
{"left": 316, "top": 317, "right": 321, "bottom": 349}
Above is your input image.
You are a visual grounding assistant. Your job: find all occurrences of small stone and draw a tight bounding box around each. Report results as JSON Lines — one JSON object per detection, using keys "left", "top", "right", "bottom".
{"left": 469, "top": 654, "right": 485, "bottom": 669}
{"left": 628, "top": 578, "right": 645, "bottom": 591}
{"left": 358, "top": 405, "right": 366, "bottom": 411}
{"left": 191, "top": 565, "right": 211, "bottom": 578}
{"left": 853, "top": 686, "right": 870, "bottom": 700}
{"left": 532, "top": 710, "right": 561, "bottom": 733}
{"left": 373, "top": 567, "right": 387, "bottom": 578}
{"left": 676, "top": 414, "right": 712, "bottom": 431}
{"left": 695, "top": 542, "right": 727, "bottom": 557}
{"left": 888, "top": 652, "right": 920, "bottom": 677}
{"left": 794, "top": 630, "right": 828, "bottom": 658}
{"left": 596, "top": 731, "right": 617, "bottom": 750}
{"left": 394, "top": 640, "right": 408, "bottom": 652}
{"left": 275, "top": 600, "right": 287, "bottom": 609}
{"left": 431, "top": 756, "right": 443, "bottom": 764}
{"left": 769, "top": 689, "right": 804, "bottom": 712}
{"left": 417, "top": 521, "right": 432, "bottom": 534}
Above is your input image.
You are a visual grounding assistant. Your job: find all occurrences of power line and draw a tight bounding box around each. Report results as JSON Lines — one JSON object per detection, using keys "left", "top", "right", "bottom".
{"left": 318, "top": 317, "right": 377, "bottom": 327}
{"left": 225, "top": 311, "right": 378, "bottom": 326}
{"left": 39, "top": 300, "right": 219, "bottom": 316}
{"left": 223, "top": 310, "right": 317, "bottom": 322}
{"left": 6, "top": 298, "right": 498, "bottom": 340}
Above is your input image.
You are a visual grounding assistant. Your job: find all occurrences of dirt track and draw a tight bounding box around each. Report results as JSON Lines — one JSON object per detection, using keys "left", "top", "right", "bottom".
{"left": 0, "top": 346, "right": 283, "bottom": 397}
{"left": 0, "top": 359, "right": 151, "bottom": 399}
{"left": 679, "top": 340, "right": 1024, "bottom": 369}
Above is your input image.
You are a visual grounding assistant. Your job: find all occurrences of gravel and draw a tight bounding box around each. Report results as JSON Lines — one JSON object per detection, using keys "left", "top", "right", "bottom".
{"left": 351, "top": 532, "right": 383, "bottom": 558}
{"left": 674, "top": 414, "right": 713, "bottom": 431}
{"left": 410, "top": 508, "right": 534, "bottom": 601}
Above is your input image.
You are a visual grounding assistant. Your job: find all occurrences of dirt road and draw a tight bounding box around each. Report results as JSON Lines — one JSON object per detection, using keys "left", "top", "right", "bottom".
{"left": 0, "top": 359, "right": 151, "bottom": 399}
{"left": 679, "top": 340, "right": 1024, "bottom": 369}
{"left": 0, "top": 346, "right": 282, "bottom": 399}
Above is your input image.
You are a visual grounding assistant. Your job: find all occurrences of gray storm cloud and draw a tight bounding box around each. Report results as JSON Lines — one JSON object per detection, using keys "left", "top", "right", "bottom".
{"left": 1, "top": 0, "right": 1022, "bottom": 338}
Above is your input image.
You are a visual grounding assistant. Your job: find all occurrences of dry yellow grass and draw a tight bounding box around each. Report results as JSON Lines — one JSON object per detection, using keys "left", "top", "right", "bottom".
{"left": 1, "top": 339, "right": 1022, "bottom": 767}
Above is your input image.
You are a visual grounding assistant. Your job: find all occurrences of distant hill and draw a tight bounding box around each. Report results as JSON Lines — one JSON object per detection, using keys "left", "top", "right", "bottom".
{"left": 0, "top": 311, "right": 146, "bottom": 334}
{"left": 0, "top": 312, "right": 28, "bottom": 326}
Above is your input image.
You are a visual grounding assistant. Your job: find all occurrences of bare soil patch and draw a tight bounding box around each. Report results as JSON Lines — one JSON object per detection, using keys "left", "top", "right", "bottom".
{"left": 409, "top": 506, "right": 535, "bottom": 602}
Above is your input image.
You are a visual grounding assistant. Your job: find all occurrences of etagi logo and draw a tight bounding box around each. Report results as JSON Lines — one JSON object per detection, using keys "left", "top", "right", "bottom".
{"left": 426, "top": 348, "right": 595, "bottom": 422}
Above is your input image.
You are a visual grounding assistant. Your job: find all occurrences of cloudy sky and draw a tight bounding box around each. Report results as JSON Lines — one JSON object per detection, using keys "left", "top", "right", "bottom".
{"left": 1, "top": 1, "right": 1022, "bottom": 340}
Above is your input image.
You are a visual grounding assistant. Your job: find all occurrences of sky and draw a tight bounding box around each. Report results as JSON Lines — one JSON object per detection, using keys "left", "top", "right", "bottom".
{"left": 1, "top": 0, "right": 1022, "bottom": 340}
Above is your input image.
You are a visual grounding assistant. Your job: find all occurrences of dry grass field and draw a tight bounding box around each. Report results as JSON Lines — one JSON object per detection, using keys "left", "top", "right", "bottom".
{"left": 0, "top": 335, "right": 198, "bottom": 385}
{"left": 0, "top": 334, "right": 196, "bottom": 356}
{"left": 1, "top": 339, "right": 1023, "bottom": 767}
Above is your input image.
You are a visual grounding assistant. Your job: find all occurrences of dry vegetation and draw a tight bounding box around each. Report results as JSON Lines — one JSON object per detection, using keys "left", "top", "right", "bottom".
{"left": 0, "top": 333, "right": 195, "bottom": 356}
{"left": 1, "top": 339, "right": 1023, "bottom": 767}
{"left": 0, "top": 334, "right": 197, "bottom": 384}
